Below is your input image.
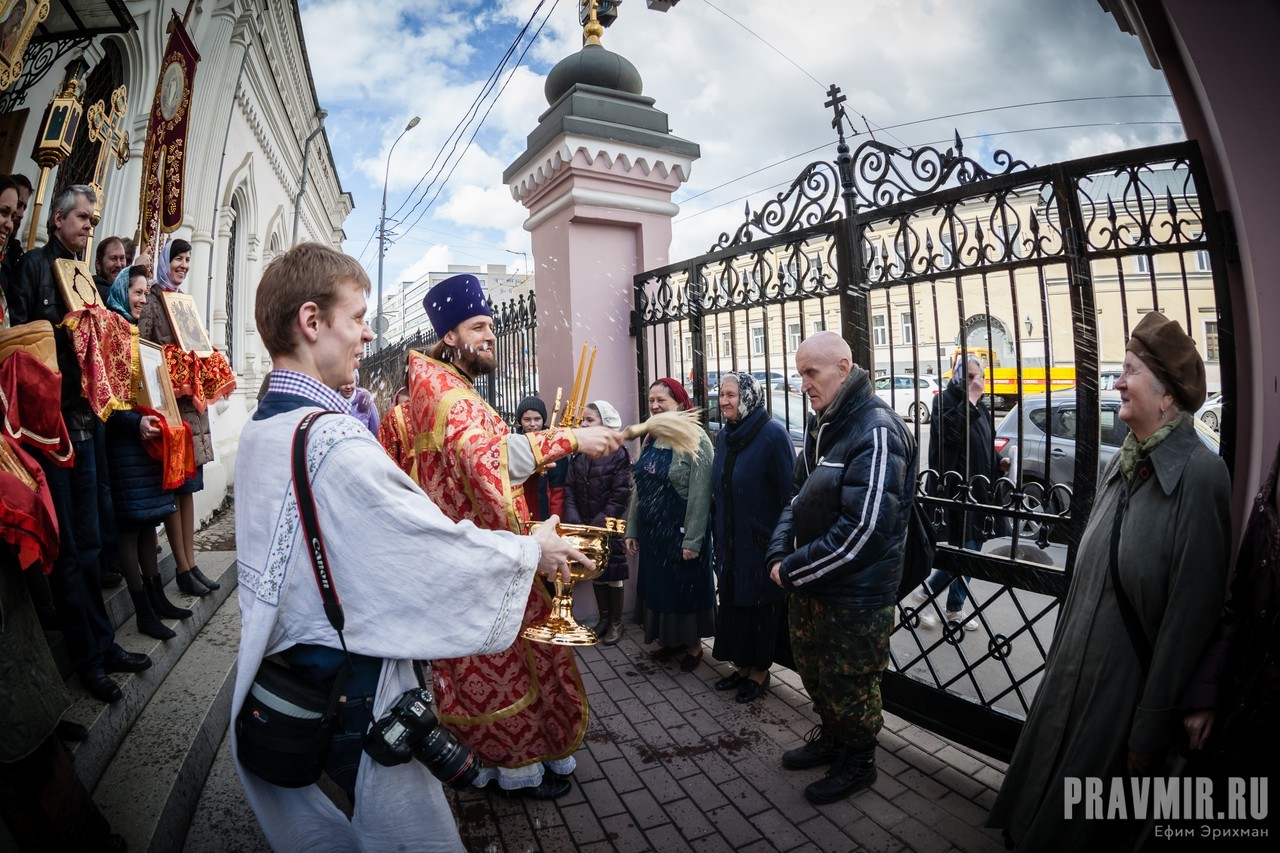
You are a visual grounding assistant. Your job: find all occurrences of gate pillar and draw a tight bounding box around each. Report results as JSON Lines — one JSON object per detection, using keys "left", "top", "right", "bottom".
{"left": 502, "top": 39, "right": 699, "bottom": 428}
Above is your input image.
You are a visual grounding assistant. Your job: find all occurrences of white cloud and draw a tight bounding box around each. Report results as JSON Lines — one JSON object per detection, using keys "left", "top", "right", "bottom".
{"left": 301, "top": 0, "right": 1180, "bottom": 287}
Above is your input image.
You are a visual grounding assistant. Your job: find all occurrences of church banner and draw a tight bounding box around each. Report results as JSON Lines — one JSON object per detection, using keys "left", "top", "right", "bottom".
{"left": 137, "top": 12, "right": 200, "bottom": 262}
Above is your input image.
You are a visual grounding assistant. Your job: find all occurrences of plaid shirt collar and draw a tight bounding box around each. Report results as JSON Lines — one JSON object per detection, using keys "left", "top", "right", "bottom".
{"left": 266, "top": 369, "right": 352, "bottom": 414}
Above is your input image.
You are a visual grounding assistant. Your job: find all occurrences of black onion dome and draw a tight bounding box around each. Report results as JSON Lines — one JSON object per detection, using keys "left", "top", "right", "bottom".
{"left": 545, "top": 43, "right": 643, "bottom": 104}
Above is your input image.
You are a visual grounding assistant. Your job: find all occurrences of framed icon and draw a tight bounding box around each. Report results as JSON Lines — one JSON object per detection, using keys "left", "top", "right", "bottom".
{"left": 0, "top": 1, "right": 50, "bottom": 91}
{"left": 160, "top": 291, "right": 213, "bottom": 357}
{"left": 137, "top": 340, "right": 181, "bottom": 428}
{"left": 53, "top": 259, "right": 100, "bottom": 313}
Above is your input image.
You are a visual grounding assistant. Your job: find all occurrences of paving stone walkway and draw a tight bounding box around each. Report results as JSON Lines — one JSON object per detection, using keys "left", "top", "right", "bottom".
{"left": 448, "top": 625, "right": 1007, "bottom": 853}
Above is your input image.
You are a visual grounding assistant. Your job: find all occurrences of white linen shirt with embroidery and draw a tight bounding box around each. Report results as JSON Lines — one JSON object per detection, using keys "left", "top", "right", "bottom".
{"left": 231, "top": 406, "right": 540, "bottom": 852}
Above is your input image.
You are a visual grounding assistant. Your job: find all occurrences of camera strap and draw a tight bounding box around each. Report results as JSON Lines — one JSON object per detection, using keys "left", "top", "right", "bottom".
{"left": 291, "top": 410, "right": 355, "bottom": 676}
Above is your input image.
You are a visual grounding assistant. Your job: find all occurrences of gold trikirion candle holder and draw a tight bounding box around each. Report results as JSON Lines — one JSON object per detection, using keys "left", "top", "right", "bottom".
{"left": 521, "top": 521, "right": 610, "bottom": 646}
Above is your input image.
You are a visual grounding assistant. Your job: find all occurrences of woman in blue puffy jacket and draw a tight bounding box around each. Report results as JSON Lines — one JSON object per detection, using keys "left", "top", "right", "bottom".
{"left": 104, "top": 266, "right": 192, "bottom": 639}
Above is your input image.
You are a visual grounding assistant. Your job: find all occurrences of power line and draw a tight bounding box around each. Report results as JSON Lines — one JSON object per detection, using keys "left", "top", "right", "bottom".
{"left": 696, "top": 0, "right": 908, "bottom": 150}
{"left": 877, "top": 93, "right": 1173, "bottom": 134}
{"left": 698, "top": 0, "right": 822, "bottom": 88}
{"left": 386, "top": 0, "right": 554, "bottom": 227}
{"left": 673, "top": 119, "right": 1183, "bottom": 224}
{"left": 673, "top": 94, "right": 1180, "bottom": 215}
{"left": 394, "top": 0, "right": 560, "bottom": 242}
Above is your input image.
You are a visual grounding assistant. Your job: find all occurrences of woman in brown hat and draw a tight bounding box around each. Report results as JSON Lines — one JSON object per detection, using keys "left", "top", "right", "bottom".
{"left": 989, "top": 311, "right": 1231, "bottom": 850}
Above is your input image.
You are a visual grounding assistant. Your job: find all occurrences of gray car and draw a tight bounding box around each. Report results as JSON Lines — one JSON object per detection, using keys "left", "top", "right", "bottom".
{"left": 994, "top": 391, "right": 1220, "bottom": 510}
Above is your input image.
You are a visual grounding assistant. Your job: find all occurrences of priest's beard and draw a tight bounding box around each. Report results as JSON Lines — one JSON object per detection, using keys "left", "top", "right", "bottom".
{"left": 454, "top": 346, "right": 496, "bottom": 378}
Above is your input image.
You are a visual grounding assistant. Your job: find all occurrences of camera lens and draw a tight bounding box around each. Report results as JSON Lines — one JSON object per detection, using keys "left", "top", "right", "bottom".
{"left": 413, "top": 727, "right": 479, "bottom": 790}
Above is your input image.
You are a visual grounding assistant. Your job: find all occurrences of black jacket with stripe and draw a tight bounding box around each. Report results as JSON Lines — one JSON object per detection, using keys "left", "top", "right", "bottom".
{"left": 767, "top": 367, "right": 917, "bottom": 609}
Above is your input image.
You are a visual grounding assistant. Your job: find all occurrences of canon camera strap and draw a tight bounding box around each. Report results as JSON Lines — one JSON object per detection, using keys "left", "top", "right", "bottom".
{"left": 291, "top": 410, "right": 354, "bottom": 671}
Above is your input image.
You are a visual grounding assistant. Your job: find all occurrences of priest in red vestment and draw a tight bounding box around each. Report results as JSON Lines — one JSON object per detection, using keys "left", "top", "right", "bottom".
{"left": 407, "top": 274, "right": 624, "bottom": 799}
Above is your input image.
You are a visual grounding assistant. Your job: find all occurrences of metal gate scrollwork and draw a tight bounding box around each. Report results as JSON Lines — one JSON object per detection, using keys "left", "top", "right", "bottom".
{"left": 634, "top": 87, "right": 1234, "bottom": 759}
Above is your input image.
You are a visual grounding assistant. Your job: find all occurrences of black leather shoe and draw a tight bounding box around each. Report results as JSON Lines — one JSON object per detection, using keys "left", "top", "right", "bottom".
{"left": 496, "top": 774, "right": 572, "bottom": 800}
{"left": 84, "top": 672, "right": 122, "bottom": 703}
{"left": 735, "top": 672, "right": 770, "bottom": 704}
{"left": 782, "top": 723, "right": 842, "bottom": 770}
{"left": 189, "top": 565, "right": 221, "bottom": 590}
{"left": 101, "top": 570, "right": 123, "bottom": 589}
{"left": 56, "top": 719, "right": 89, "bottom": 741}
{"left": 104, "top": 651, "right": 152, "bottom": 673}
{"left": 715, "top": 672, "right": 746, "bottom": 692}
{"left": 176, "top": 570, "right": 212, "bottom": 597}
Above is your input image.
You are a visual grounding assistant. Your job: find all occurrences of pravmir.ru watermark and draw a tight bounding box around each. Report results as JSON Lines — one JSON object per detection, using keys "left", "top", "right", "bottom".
{"left": 1064, "top": 776, "right": 1268, "bottom": 825}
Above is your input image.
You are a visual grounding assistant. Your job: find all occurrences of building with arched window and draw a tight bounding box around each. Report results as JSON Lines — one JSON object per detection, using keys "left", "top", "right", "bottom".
{"left": 0, "top": 0, "right": 351, "bottom": 519}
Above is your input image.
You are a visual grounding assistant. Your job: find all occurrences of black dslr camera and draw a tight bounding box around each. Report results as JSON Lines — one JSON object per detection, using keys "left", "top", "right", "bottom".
{"left": 363, "top": 687, "right": 478, "bottom": 789}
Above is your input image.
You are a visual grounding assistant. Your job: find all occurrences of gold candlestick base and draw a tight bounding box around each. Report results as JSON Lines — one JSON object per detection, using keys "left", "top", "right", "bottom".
{"left": 521, "top": 521, "right": 609, "bottom": 646}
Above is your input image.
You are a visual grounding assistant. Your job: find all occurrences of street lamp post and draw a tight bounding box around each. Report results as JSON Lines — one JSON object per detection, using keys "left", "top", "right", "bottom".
{"left": 376, "top": 115, "right": 421, "bottom": 351}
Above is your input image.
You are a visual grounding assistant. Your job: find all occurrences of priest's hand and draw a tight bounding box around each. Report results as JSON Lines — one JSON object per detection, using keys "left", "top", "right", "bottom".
{"left": 532, "top": 514, "right": 592, "bottom": 584}
{"left": 574, "top": 426, "right": 625, "bottom": 458}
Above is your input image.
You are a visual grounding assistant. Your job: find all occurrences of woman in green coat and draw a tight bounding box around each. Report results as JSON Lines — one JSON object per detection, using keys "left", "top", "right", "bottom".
{"left": 988, "top": 312, "right": 1231, "bottom": 850}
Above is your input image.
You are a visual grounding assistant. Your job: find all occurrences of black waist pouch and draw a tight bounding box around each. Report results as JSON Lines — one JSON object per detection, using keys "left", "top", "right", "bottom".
{"left": 235, "top": 658, "right": 350, "bottom": 788}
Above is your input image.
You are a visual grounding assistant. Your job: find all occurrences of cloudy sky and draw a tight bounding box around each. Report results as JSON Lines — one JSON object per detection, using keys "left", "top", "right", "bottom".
{"left": 297, "top": 0, "right": 1180, "bottom": 309}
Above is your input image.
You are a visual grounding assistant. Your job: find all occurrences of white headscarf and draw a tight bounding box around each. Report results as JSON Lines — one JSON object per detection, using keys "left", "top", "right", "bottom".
{"left": 589, "top": 399, "right": 622, "bottom": 430}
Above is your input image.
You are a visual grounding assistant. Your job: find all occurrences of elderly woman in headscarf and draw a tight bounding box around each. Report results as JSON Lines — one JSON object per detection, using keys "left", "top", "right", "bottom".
{"left": 625, "top": 378, "right": 715, "bottom": 672}
{"left": 709, "top": 373, "right": 795, "bottom": 703}
{"left": 564, "top": 400, "right": 633, "bottom": 645}
{"left": 138, "top": 238, "right": 220, "bottom": 598}
{"left": 988, "top": 312, "right": 1231, "bottom": 851}
{"left": 103, "top": 266, "right": 192, "bottom": 639}
{"left": 906, "top": 353, "right": 1007, "bottom": 631}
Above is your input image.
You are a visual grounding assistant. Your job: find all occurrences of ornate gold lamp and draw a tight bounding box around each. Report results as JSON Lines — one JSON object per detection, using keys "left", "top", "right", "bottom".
{"left": 521, "top": 521, "right": 611, "bottom": 646}
{"left": 28, "top": 64, "right": 86, "bottom": 250}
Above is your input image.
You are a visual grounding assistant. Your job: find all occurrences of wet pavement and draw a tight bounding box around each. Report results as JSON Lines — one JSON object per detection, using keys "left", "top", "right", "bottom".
{"left": 448, "top": 625, "right": 1007, "bottom": 853}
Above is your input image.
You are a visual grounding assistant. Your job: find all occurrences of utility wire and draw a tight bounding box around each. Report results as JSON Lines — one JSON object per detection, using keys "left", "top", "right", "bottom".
{"left": 674, "top": 119, "right": 1183, "bottom": 223}
{"left": 697, "top": 0, "right": 908, "bottom": 149}
{"left": 395, "top": 0, "right": 560, "bottom": 242}
{"left": 387, "top": 0, "right": 553, "bottom": 226}
{"left": 877, "top": 93, "right": 1173, "bottom": 134}
{"left": 674, "top": 94, "right": 1179, "bottom": 214}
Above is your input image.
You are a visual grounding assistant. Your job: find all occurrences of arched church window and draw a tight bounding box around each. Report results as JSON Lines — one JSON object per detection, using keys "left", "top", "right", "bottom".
{"left": 56, "top": 41, "right": 124, "bottom": 197}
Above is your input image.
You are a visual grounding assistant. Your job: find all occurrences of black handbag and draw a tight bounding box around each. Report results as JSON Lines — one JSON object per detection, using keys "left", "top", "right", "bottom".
{"left": 896, "top": 499, "right": 937, "bottom": 601}
{"left": 236, "top": 411, "right": 354, "bottom": 788}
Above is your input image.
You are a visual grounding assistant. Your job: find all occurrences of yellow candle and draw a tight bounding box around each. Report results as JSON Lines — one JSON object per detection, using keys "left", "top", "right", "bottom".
{"left": 568, "top": 344, "right": 587, "bottom": 424}
{"left": 579, "top": 348, "right": 597, "bottom": 426}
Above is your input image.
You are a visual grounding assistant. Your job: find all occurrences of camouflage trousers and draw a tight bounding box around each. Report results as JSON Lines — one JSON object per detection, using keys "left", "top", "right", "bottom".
{"left": 789, "top": 597, "right": 893, "bottom": 750}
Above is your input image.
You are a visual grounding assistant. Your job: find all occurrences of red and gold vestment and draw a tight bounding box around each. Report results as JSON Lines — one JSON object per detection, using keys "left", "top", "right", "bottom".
{"left": 376, "top": 402, "right": 414, "bottom": 477}
{"left": 407, "top": 351, "right": 586, "bottom": 767}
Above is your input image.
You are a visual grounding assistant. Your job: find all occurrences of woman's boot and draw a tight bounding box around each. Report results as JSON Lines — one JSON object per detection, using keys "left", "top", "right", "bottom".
{"left": 176, "top": 569, "right": 211, "bottom": 597}
{"left": 601, "top": 585, "right": 625, "bottom": 645}
{"left": 146, "top": 575, "right": 193, "bottom": 620}
{"left": 130, "top": 588, "right": 176, "bottom": 640}
{"left": 592, "top": 584, "right": 610, "bottom": 636}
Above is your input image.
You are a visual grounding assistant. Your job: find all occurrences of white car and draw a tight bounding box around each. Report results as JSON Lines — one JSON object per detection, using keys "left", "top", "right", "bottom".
{"left": 1197, "top": 392, "right": 1223, "bottom": 431}
{"left": 873, "top": 375, "right": 941, "bottom": 424}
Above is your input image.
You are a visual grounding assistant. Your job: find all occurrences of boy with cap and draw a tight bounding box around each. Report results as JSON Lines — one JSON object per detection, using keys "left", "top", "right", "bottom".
{"left": 407, "top": 273, "right": 624, "bottom": 799}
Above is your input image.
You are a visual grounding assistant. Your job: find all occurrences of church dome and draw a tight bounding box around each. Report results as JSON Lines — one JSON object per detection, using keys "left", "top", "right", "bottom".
{"left": 544, "top": 43, "right": 643, "bottom": 104}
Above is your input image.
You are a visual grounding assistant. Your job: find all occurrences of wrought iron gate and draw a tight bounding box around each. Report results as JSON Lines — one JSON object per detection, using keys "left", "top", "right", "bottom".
{"left": 633, "top": 114, "right": 1235, "bottom": 759}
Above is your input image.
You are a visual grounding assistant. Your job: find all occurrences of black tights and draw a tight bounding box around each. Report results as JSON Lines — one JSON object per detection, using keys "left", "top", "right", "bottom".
{"left": 117, "top": 525, "right": 160, "bottom": 593}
